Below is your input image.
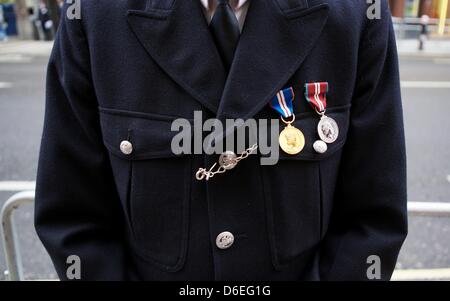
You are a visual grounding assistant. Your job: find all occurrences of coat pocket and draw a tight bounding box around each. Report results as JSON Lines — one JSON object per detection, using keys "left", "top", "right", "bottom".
{"left": 261, "top": 105, "right": 350, "bottom": 269}
{"left": 99, "top": 107, "right": 192, "bottom": 272}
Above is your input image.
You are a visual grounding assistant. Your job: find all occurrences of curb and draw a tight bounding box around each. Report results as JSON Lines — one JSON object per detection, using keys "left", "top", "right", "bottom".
{"left": 399, "top": 52, "right": 450, "bottom": 59}
{"left": 392, "top": 268, "right": 450, "bottom": 281}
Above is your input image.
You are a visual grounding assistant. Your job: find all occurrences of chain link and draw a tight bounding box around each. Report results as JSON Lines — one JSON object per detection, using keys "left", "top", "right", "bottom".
{"left": 195, "top": 144, "right": 258, "bottom": 181}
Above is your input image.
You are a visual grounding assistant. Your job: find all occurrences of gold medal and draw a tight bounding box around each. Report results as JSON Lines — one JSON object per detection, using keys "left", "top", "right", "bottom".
{"left": 279, "top": 122, "right": 305, "bottom": 155}
{"left": 270, "top": 87, "right": 305, "bottom": 155}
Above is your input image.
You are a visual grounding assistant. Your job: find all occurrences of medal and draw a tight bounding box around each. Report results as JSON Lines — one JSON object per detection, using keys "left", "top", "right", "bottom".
{"left": 317, "top": 115, "right": 339, "bottom": 144}
{"left": 279, "top": 117, "right": 305, "bottom": 155}
{"left": 305, "top": 82, "right": 339, "bottom": 152}
{"left": 270, "top": 87, "right": 305, "bottom": 155}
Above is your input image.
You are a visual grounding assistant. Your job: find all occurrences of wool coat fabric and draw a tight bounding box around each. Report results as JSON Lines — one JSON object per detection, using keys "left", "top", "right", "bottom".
{"left": 35, "top": 0, "right": 407, "bottom": 281}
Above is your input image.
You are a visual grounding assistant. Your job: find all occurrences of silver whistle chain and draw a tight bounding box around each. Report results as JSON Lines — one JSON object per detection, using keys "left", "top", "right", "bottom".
{"left": 195, "top": 144, "right": 258, "bottom": 181}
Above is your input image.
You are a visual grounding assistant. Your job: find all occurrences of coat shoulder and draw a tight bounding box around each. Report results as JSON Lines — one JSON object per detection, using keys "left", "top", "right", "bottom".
{"left": 319, "top": 0, "right": 392, "bottom": 42}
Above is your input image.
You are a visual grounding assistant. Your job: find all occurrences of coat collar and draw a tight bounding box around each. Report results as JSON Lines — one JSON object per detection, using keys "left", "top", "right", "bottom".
{"left": 127, "top": 0, "right": 226, "bottom": 113}
{"left": 217, "top": 0, "right": 329, "bottom": 119}
{"left": 127, "top": 0, "right": 329, "bottom": 119}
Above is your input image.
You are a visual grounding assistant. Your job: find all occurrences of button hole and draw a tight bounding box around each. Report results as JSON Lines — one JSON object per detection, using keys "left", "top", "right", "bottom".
{"left": 235, "top": 233, "right": 248, "bottom": 240}
{"left": 126, "top": 129, "right": 132, "bottom": 141}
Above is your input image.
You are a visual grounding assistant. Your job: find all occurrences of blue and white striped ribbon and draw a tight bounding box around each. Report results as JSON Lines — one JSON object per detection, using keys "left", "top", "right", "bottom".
{"left": 269, "top": 87, "right": 295, "bottom": 118}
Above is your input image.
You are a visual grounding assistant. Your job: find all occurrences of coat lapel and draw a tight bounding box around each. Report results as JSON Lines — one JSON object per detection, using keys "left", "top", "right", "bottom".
{"left": 217, "top": 0, "right": 330, "bottom": 119}
{"left": 127, "top": 0, "right": 226, "bottom": 114}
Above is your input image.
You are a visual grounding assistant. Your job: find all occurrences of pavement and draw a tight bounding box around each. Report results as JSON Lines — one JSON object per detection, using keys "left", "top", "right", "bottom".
{"left": 397, "top": 38, "right": 450, "bottom": 57}
{"left": 0, "top": 39, "right": 450, "bottom": 280}
{"left": 0, "top": 40, "right": 54, "bottom": 280}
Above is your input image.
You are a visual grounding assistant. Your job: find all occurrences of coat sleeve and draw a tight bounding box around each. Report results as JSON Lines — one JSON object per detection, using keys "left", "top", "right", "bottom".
{"left": 34, "top": 8, "right": 128, "bottom": 280}
{"left": 319, "top": 6, "right": 408, "bottom": 281}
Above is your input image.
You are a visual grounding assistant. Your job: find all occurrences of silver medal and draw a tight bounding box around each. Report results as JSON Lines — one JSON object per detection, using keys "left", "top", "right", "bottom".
{"left": 317, "top": 116, "right": 339, "bottom": 144}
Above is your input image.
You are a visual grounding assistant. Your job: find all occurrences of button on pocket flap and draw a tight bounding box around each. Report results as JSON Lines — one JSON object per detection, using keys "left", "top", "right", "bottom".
{"left": 99, "top": 108, "right": 192, "bottom": 160}
{"left": 273, "top": 104, "right": 351, "bottom": 161}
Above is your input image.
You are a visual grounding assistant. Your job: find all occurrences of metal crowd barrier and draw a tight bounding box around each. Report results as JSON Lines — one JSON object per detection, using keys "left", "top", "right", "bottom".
{"left": 1, "top": 191, "right": 450, "bottom": 281}
{"left": 1, "top": 191, "right": 35, "bottom": 281}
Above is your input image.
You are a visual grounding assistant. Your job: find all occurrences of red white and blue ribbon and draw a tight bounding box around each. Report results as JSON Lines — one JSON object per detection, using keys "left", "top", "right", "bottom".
{"left": 304, "top": 82, "right": 329, "bottom": 113}
{"left": 269, "top": 87, "right": 295, "bottom": 118}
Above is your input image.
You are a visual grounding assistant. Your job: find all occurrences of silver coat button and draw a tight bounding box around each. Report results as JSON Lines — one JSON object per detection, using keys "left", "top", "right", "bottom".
{"left": 313, "top": 140, "right": 328, "bottom": 154}
{"left": 120, "top": 140, "right": 133, "bottom": 155}
{"left": 216, "top": 231, "right": 235, "bottom": 250}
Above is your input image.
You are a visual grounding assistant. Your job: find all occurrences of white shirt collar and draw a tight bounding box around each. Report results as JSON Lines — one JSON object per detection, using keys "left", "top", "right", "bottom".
{"left": 200, "top": 0, "right": 248, "bottom": 11}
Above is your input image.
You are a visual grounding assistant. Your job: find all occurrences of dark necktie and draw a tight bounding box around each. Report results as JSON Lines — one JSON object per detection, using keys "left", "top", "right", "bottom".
{"left": 209, "top": 0, "right": 241, "bottom": 71}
